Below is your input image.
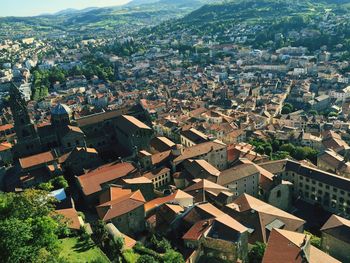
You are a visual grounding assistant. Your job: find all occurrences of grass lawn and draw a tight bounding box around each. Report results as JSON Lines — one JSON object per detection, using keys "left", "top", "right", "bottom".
{"left": 58, "top": 237, "right": 110, "bottom": 263}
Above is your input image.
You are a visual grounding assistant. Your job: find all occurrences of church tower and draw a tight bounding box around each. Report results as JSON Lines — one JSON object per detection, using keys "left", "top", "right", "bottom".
{"left": 9, "top": 83, "right": 41, "bottom": 158}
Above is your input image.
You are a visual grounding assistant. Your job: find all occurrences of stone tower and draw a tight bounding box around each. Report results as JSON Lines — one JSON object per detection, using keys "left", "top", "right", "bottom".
{"left": 9, "top": 83, "right": 41, "bottom": 158}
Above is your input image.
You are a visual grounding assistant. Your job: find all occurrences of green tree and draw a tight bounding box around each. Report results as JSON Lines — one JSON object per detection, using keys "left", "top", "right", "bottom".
{"left": 51, "top": 176, "right": 69, "bottom": 190}
{"left": 91, "top": 220, "right": 109, "bottom": 248}
{"left": 248, "top": 242, "right": 266, "bottom": 263}
{"left": 163, "top": 249, "right": 185, "bottom": 263}
{"left": 0, "top": 190, "right": 65, "bottom": 263}
{"left": 137, "top": 255, "right": 157, "bottom": 263}
{"left": 304, "top": 231, "right": 321, "bottom": 249}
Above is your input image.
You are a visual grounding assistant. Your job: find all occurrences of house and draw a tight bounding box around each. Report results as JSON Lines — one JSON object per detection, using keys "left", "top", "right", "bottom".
{"left": 144, "top": 189, "right": 193, "bottom": 216}
{"left": 322, "top": 131, "right": 350, "bottom": 154}
{"left": 76, "top": 162, "right": 137, "bottom": 205}
{"left": 150, "top": 136, "right": 176, "bottom": 152}
{"left": 0, "top": 142, "right": 13, "bottom": 165}
{"left": 181, "top": 159, "right": 221, "bottom": 185}
{"left": 115, "top": 115, "right": 153, "bottom": 155}
{"left": 122, "top": 177, "right": 154, "bottom": 201}
{"left": 217, "top": 163, "right": 260, "bottom": 198}
{"left": 317, "top": 149, "right": 350, "bottom": 178}
{"left": 184, "top": 179, "right": 233, "bottom": 205}
{"left": 224, "top": 194, "right": 305, "bottom": 243}
{"left": 96, "top": 186, "right": 146, "bottom": 236}
{"left": 262, "top": 229, "right": 340, "bottom": 263}
{"left": 180, "top": 128, "right": 209, "bottom": 147}
{"left": 182, "top": 214, "right": 248, "bottom": 263}
{"left": 143, "top": 167, "right": 171, "bottom": 189}
{"left": 321, "top": 214, "right": 350, "bottom": 263}
{"left": 173, "top": 140, "right": 228, "bottom": 171}
{"left": 56, "top": 208, "right": 84, "bottom": 231}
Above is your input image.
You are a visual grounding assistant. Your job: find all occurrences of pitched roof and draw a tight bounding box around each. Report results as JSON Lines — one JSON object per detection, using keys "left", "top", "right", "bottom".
{"left": 182, "top": 219, "right": 212, "bottom": 241}
{"left": 55, "top": 208, "right": 82, "bottom": 230}
{"left": 97, "top": 187, "right": 145, "bottom": 221}
{"left": 174, "top": 140, "right": 226, "bottom": 163}
{"left": 260, "top": 159, "right": 350, "bottom": 192}
{"left": 143, "top": 167, "right": 170, "bottom": 181}
{"left": 116, "top": 115, "right": 151, "bottom": 133}
{"left": 144, "top": 190, "right": 193, "bottom": 212}
{"left": 218, "top": 163, "right": 259, "bottom": 185}
{"left": 19, "top": 150, "right": 56, "bottom": 170}
{"left": 262, "top": 229, "right": 340, "bottom": 263}
{"left": 77, "top": 162, "right": 136, "bottom": 196}
{"left": 226, "top": 194, "right": 305, "bottom": 243}
{"left": 184, "top": 179, "right": 228, "bottom": 193}
{"left": 76, "top": 109, "right": 127, "bottom": 127}
{"left": 321, "top": 214, "right": 350, "bottom": 243}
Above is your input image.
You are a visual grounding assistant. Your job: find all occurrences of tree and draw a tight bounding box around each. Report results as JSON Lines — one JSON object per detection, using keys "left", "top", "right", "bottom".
{"left": 280, "top": 144, "right": 296, "bottom": 155}
{"left": 0, "top": 190, "right": 65, "bottom": 263}
{"left": 91, "top": 220, "right": 109, "bottom": 248}
{"left": 248, "top": 242, "right": 266, "bottom": 263}
{"left": 304, "top": 231, "right": 321, "bottom": 249}
{"left": 106, "top": 236, "right": 124, "bottom": 260}
{"left": 163, "top": 249, "right": 185, "bottom": 263}
{"left": 264, "top": 145, "right": 273, "bottom": 156}
{"left": 51, "top": 176, "right": 68, "bottom": 190}
{"left": 137, "top": 255, "right": 157, "bottom": 263}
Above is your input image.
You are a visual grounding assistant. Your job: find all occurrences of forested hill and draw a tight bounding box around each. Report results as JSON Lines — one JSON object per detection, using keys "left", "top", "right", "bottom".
{"left": 144, "top": 0, "right": 350, "bottom": 52}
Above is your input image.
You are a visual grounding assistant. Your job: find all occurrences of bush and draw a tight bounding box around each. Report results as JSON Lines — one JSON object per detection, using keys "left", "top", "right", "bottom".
{"left": 150, "top": 235, "right": 171, "bottom": 253}
{"left": 38, "top": 182, "right": 54, "bottom": 192}
{"left": 51, "top": 176, "right": 69, "bottom": 190}
{"left": 136, "top": 254, "right": 156, "bottom": 263}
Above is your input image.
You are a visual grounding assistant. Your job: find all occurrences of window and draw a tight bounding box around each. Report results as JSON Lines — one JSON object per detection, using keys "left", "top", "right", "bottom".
{"left": 299, "top": 183, "right": 303, "bottom": 187}
{"left": 276, "top": 190, "right": 281, "bottom": 198}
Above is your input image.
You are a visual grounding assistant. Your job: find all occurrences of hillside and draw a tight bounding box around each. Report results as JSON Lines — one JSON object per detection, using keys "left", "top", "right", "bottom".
{"left": 0, "top": 0, "right": 212, "bottom": 39}
{"left": 146, "top": 0, "right": 350, "bottom": 51}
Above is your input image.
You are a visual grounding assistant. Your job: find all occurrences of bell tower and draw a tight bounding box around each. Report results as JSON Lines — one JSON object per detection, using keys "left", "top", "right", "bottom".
{"left": 9, "top": 83, "right": 41, "bottom": 158}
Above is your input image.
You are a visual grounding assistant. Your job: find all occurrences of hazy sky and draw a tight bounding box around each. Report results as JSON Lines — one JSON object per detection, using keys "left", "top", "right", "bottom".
{"left": 0, "top": 0, "right": 131, "bottom": 17}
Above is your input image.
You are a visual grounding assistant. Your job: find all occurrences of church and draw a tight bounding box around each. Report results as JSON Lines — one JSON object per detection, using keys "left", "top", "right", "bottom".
{"left": 9, "top": 83, "right": 86, "bottom": 158}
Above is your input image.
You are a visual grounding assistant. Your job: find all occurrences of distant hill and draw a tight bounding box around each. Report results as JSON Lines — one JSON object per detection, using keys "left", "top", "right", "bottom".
{"left": 145, "top": 0, "right": 350, "bottom": 51}
{"left": 0, "top": 0, "right": 210, "bottom": 38}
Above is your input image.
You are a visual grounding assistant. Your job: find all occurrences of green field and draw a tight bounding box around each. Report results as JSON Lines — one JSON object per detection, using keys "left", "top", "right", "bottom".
{"left": 58, "top": 237, "right": 110, "bottom": 263}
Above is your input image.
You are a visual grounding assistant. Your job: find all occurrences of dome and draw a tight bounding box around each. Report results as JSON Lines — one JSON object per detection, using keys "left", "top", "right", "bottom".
{"left": 51, "top": 103, "right": 72, "bottom": 116}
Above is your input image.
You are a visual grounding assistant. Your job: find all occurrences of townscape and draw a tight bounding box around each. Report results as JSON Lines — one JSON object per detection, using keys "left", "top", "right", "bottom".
{"left": 1, "top": 0, "right": 350, "bottom": 262}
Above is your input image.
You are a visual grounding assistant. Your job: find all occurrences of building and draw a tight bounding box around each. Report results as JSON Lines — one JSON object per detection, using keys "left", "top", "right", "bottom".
{"left": 321, "top": 214, "right": 350, "bottom": 263}
{"left": 115, "top": 115, "right": 153, "bottom": 155}
{"left": 217, "top": 163, "right": 260, "bottom": 198}
{"left": 225, "top": 194, "right": 305, "bottom": 243}
{"left": 96, "top": 186, "right": 146, "bottom": 236}
{"left": 262, "top": 228, "right": 340, "bottom": 263}
{"left": 260, "top": 159, "right": 350, "bottom": 218}
{"left": 180, "top": 128, "right": 209, "bottom": 147}
{"left": 182, "top": 211, "right": 248, "bottom": 262}
{"left": 76, "top": 162, "right": 137, "bottom": 205}
{"left": 184, "top": 179, "right": 232, "bottom": 205}
{"left": 173, "top": 140, "right": 228, "bottom": 171}
{"left": 317, "top": 149, "right": 350, "bottom": 178}
{"left": 143, "top": 167, "right": 171, "bottom": 189}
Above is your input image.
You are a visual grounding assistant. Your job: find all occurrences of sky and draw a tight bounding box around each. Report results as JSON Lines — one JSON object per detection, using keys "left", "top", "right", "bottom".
{"left": 0, "top": 0, "right": 131, "bottom": 17}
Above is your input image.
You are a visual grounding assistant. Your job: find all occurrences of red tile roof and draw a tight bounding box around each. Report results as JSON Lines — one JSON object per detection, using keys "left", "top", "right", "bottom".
{"left": 19, "top": 150, "right": 56, "bottom": 170}
{"left": 77, "top": 162, "right": 136, "bottom": 196}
